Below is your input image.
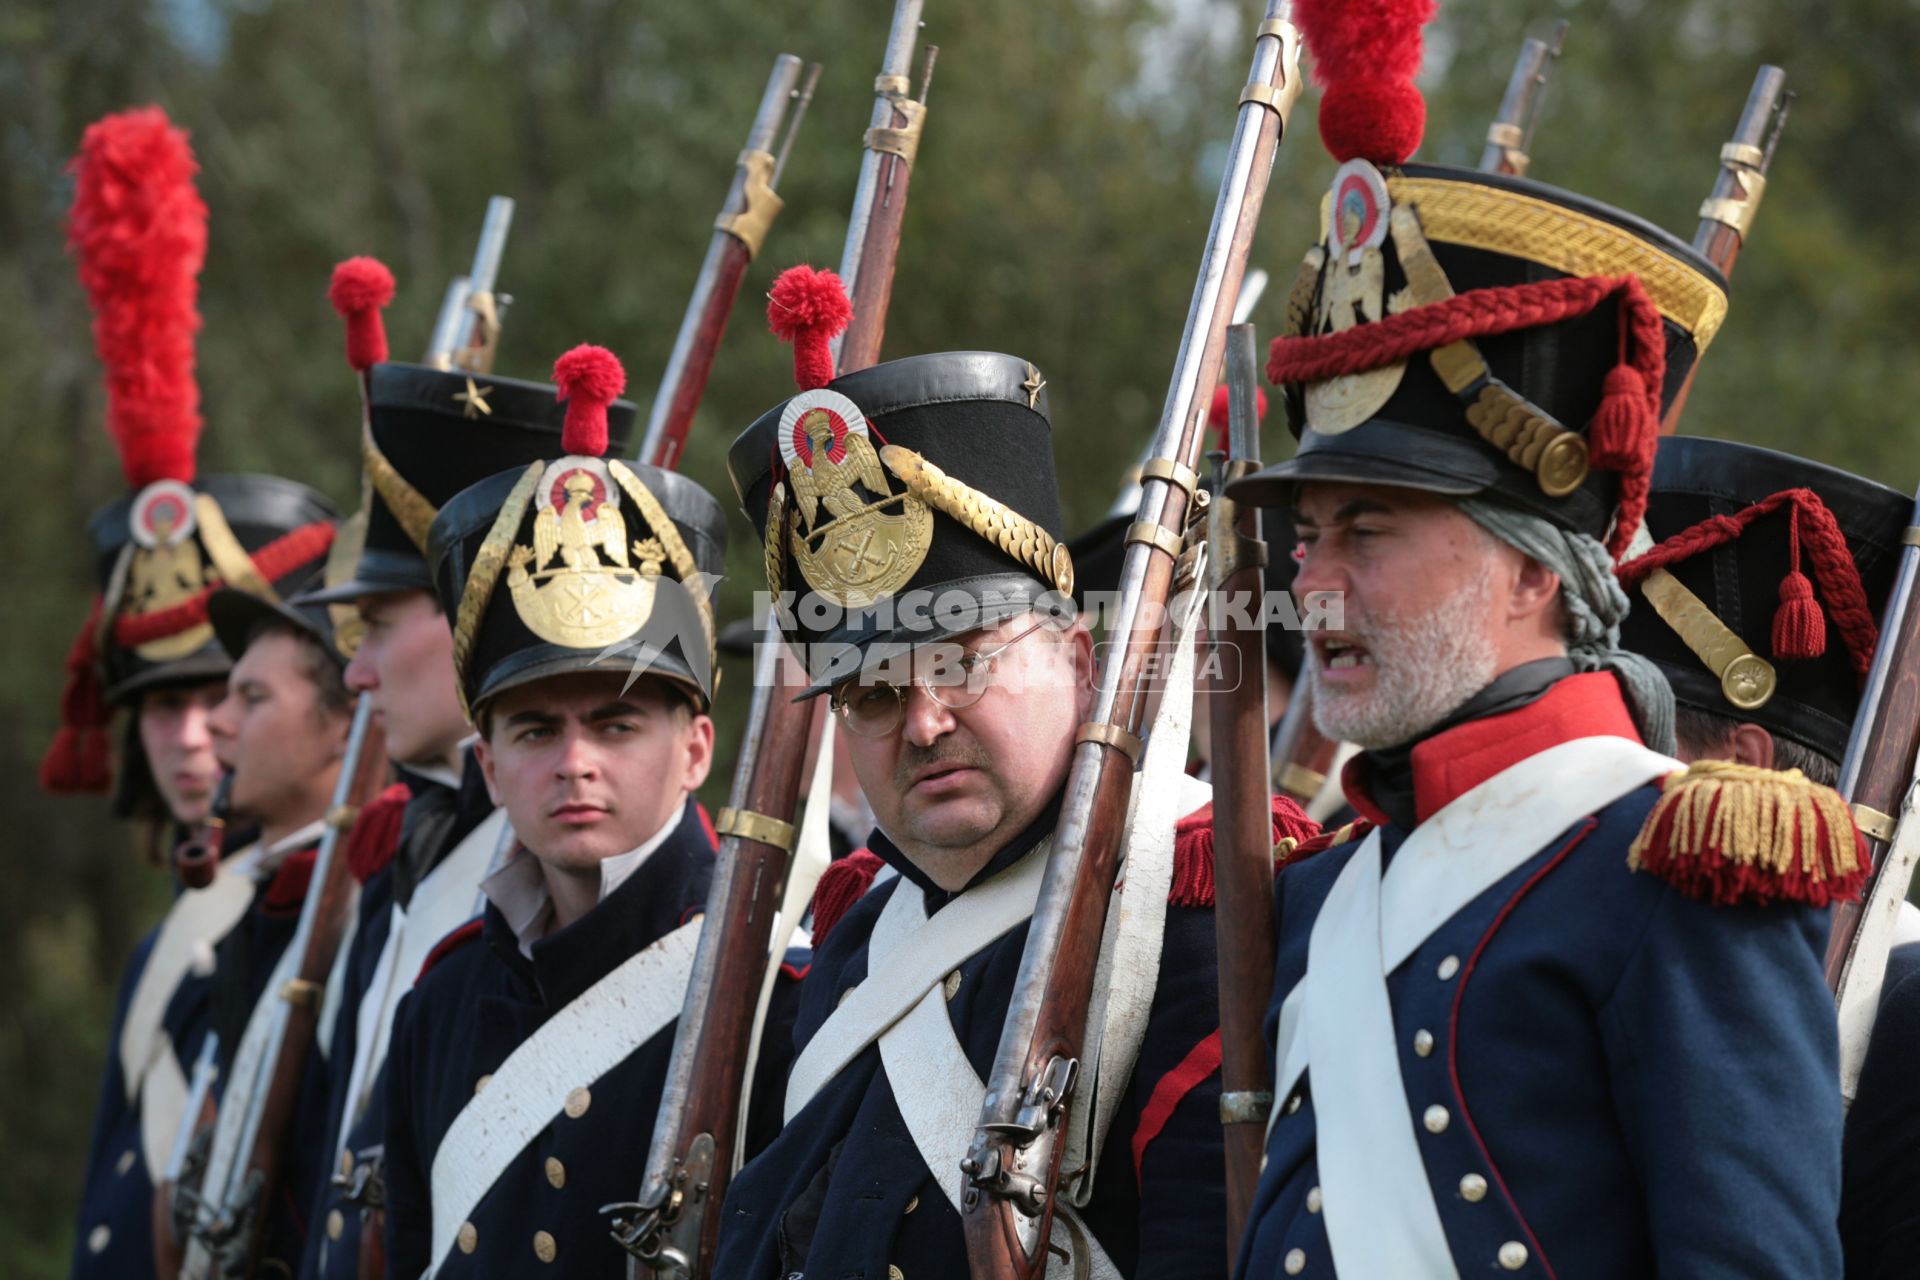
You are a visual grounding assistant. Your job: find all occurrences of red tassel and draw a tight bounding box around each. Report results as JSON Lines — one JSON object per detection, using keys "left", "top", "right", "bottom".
{"left": 345, "top": 782, "right": 411, "bottom": 884}
{"left": 809, "top": 848, "right": 884, "bottom": 945}
{"left": 328, "top": 257, "right": 396, "bottom": 372}
{"left": 67, "top": 106, "right": 209, "bottom": 489}
{"left": 1773, "top": 507, "right": 1827, "bottom": 660}
{"left": 1295, "top": 0, "right": 1437, "bottom": 164}
{"left": 1587, "top": 365, "right": 1655, "bottom": 472}
{"left": 552, "top": 344, "right": 626, "bottom": 457}
{"left": 41, "top": 597, "right": 114, "bottom": 796}
{"left": 768, "top": 265, "right": 853, "bottom": 391}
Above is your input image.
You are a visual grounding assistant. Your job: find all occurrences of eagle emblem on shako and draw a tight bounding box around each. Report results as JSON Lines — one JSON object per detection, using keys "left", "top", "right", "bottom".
{"left": 771, "top": 388, "right": 931, "bottom": 609}
{"left": 507, "top": 456, "right": 667, "bottom": 648}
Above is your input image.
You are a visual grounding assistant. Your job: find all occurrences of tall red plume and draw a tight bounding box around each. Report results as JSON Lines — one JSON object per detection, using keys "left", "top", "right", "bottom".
{"left": 1207, "top": 383, "right": 1269, "bottom": 455}
{"left": 553, "top": 345, "right": 626, "bottom": 457}
{"left": 328, "top": 257, "right": 396, "bottom": 372}
{"left": 67, "top": 106, "right": 209, "bottom": 489}
{"left": 1296, "top": 0, "right": 1437, "bottom": 165}
{"left": 768, "top": 265, "right": 853, "bottom": 391}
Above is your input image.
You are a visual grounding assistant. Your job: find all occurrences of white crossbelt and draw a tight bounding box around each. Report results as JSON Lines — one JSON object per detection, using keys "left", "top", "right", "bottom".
{"left": 1272, "top": 735, "right": 1676, "bottom": 1276}
{"left": 425, "top": 918, "right": 701, "bottom": 1276}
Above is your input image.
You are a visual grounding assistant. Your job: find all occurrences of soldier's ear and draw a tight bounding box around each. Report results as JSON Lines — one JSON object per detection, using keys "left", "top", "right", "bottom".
{"left": 472, "top": 735, "right": 503, "bottom": 806}
{"left": 1728, "top": 722, "right": 1777, "bottom": 771}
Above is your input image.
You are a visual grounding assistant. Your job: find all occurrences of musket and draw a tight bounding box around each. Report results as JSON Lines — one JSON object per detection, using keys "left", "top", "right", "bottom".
{"left": 1201, "top": 324, "right": 1275, "bottom": 1257}
{"left": 1660, "top": 65, "right": 1790, "bottom": 431}
{"left": 639, "top": 55, "right": 823, "bottom": 471}
{"left": 1827, "top": 485, "right": 1920, "bottom": 1099}
{"left": 1479, "top": 21, "right": 1568, "bottom": 177}
{"left": 152, "top": 1033, "right": 220, "bottom": 1279}
{"left": 958, "top": 8, "right": 1301, "bottom": 1276}
{"left": 423, "top": 195, "right": 515, "bottom": 373}
{"left": 605, "top": 6, "right": 936, "bottom": 1275}
{"left": 177, "top": 697, "right": 387, "bottom": 1278}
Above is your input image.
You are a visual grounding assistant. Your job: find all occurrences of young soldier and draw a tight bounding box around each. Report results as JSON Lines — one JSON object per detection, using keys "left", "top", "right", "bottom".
{"left": 380, "top": 345, "right": 732, "bottom": 1277}
{"left": 1612, "top": 438, "right": 1920, "bottom": 1276}
{"left": 713, "top": 287, "right": 1316, "bottom": 1278}
{"left": 293, "top": 258, "right": 637, "bottom": 1279}
{"left": 1227, "top": 6, "right": 1849, "bottom": 1273}
{"left": 53, "top": 107, "right": 342, "bottom": 1277}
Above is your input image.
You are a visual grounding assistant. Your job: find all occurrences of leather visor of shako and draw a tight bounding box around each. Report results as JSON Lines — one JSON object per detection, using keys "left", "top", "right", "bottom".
{"left": 727, "top": 352, "right": 1073, "bottom": 698}
{"left": 427, "top": 345, "right": 726, "bottom": 719}
{"left": 1229, "top": 159, "right": 1729, "bottom": 556}
{"left": 1616, "top": 436, "right": 1908, "bottom": 765}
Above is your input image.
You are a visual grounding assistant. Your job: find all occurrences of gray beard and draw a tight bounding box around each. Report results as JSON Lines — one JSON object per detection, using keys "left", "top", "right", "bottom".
{"left": 1308, "top": 563, "right": 1500, "bottom": 750}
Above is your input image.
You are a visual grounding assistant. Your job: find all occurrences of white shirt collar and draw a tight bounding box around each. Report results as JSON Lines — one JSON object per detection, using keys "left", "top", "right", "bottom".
{"left": 479, "top": 806, "right": 685, "bottom": 959}
{"left": 226, "top": 817, "right": 330, "bottom": 881}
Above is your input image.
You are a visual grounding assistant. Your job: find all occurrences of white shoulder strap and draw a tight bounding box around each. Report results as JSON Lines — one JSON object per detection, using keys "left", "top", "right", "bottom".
{"left": 120, "top": 862, "right": 255, "bottom": 1104}
{"left": 425, "top": 919, "right": 700, "bottom": 1276}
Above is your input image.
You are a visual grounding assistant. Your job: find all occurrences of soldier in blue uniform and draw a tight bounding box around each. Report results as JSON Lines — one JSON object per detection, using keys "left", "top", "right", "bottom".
{"left": 291, "top": 257, "right": 642, "bottom": 1280}
{"left": 713, "top": 270, "right": 1317, "bottom": 1279}
{"left": 52, "top": 105, "right": 346, "bottom": 1278}
{"left": 1223, "top": 4, "right": 1852, "bottom": 1272}
{"left": 380, "top": 342, "right": 740, "bottom": 1277}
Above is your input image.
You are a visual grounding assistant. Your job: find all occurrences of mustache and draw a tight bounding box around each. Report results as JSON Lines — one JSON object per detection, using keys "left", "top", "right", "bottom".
{"left": 893, "top": 739, "right": 993, "bottom": 791}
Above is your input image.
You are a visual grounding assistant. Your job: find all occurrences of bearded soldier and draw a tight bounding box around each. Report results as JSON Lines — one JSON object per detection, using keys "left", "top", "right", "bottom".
{"left": 712, "top": 265, "right": 1317, "bottom": 1279}
{"left": 1225, "top": 3, "right": 1851, "bottom": 1275}
{"left": 51, "top": 107, "right": 345, "bottom": 1278}
{"left": 381, "top": 344, "right": 752, "bottom": 1277}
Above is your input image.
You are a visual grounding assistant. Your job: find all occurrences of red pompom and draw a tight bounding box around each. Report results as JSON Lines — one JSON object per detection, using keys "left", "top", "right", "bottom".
{"left": 768, "top": 265, "right": 853, "bottom": 391}
{"left": 345, "top": 782, "right": 411, "bottom": 884}
{"left": 67, "top": 106, "right": 209, "bottom": 489}
{"left": 328, "top": 256, "right": 396, "bottom": 372}
{"left": 553, "top": 344, "right": 627, "bottom": 457}
{"left": 40, "top": 597, "right": 113, "bottom": 796}
{"left": 1296, "top": 0, "right": 1436, "bottom": 164}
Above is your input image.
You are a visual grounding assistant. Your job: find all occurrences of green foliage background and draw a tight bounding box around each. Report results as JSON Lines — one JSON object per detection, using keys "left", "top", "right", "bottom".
{"left": 1, "top": 0, "right": 1913, "bottom": 1270}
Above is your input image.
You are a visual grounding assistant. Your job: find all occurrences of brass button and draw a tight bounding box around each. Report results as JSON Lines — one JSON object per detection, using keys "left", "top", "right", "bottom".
{"left": 327, "top": 1208, "right": 346, "bottom": 1240}
{"left": 888, "top": 1267, "right": 905, "bottom": 1280}
{"left": 1423, "top": 1105, "right": 1450, "bottom": 1134}
{"left": 474, "top": 1073, "right": 492, "bottom": 1095}
{"left": 545, "top": 1157, "right": 566, "bottom": 1189}
{"left": 533, "top": 1229, "right": 557, "bottom": 1263}
{"left": 339, "top": 1148, "right": 355, "bottom": 1177}
{"left": 1284, "top": 1247, "right": 1307, "bottom": 1275}
{"left": 457, "top": 1222, "right": 478, "bottom": 1254}
{"left": 87, "top": 1225, "right": 111, "bottom": 1254}
{"left": 1413, "top": 1029, "right": 1434, "bottom": 1058}
{"left": 904, "top": 1194, "right": 919, "bottom": 1215}
{"left": 115, "top": 1149, "right": 137, "bottom": 1176}
{"left": 1305, "top": 1185, "right": 1322, "bottom": 1214}
{"left": 1286, "top": 1093, "right": 1303, "bottom": 1115}
{"left": 1437, "top": 955, "right": 1460, "bottom": 981}
{"left": 564, "top": 1087, "right": 591, "bottom": 1118}
{"left": 1460, "top": 1173, "right": 1488, "bottom": 1202}
{"left": 1499, "top": 1240, "right": 1528, "bottom": 1270}
{"left": 943, "top": 970, "right": 963, "bottom": 1001}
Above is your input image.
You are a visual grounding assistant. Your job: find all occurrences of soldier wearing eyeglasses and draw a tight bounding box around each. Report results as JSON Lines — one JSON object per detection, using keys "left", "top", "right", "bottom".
{"left": 712, "top": 349, "right": 1317, "bottom": 1280}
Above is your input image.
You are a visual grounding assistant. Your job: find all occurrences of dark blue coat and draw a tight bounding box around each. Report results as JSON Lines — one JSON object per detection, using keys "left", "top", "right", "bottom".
{"left": 1840, "top": 940, "right": 1920, "bottom": 1278}
{"left": 381, "top": 799, "right": 726, "bottom": 1278}
{"left": 301, "top": 763, "right": 494, "bottom": 1280}
{"left": 715, "top": 795, "right": 1245, "bottom": 1280}
{"left": 1234, "top": 676, "right": 1844, "bottom": 1279}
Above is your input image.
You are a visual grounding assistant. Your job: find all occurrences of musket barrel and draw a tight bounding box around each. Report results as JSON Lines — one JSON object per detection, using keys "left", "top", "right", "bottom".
{"left": 466, "top": 196, "right": 515, "bottom": 299}
{"left": 424, "top": 275, "right": 471, "bottom": 369}
{"left": 1479, "top": 24, "right": 1565, "bottom": 176}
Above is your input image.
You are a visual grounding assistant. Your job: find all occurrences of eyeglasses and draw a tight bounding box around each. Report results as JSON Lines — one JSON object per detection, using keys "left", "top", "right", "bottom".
{"left": 829, "top": 617, "right": 1053, "bottom": 739}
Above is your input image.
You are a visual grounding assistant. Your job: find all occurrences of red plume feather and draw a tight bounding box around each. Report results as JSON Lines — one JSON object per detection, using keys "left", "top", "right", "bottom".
{"left": 768, "top": 265, "right": 853, "bottom": 391}
{"left": 67, "top": 106, "right": 209, "bottom": 489}
{"left": 328, "top": 257, "right": 396, "bottom": 372}
{"left": 553, "top": 345, "right": 626, "bottom": 457}
{"left": 1296, "top": 0, "right": 1437, "bottom": 165}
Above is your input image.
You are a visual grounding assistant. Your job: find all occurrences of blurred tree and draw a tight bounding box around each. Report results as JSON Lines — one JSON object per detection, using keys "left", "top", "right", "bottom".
{"left": 0, "top": 1, "right": 1914, "bottom": 1274}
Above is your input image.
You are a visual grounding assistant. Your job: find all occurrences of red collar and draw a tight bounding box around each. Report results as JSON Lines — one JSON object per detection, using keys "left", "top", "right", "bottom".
{"left": 1344, "top": 672, "right": 1642, "bottom": 827}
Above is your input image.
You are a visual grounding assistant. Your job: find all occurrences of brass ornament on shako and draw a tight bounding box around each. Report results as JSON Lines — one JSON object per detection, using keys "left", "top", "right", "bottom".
{"left": 119, "top": 479, "right": 214, "bottom": 660}
{"left": 1304, "top": 159, "right": 1408, "bottom": 434}
{"left": 506, "top": 454, "right": 670, "bottom": 648}
{"left": 776, "top": 388, "right": 932, "bottom": 609}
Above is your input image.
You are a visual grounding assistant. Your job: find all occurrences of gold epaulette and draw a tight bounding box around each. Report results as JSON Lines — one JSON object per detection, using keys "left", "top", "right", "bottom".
{"left": 1627, "top": 759, "right": 1867, "bottom": 906}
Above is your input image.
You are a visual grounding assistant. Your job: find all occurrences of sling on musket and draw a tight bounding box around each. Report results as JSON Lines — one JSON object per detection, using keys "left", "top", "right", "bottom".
{"left": 423, "top": 195, "right": 515, "bottom": 373}
{"left": 1480, "top": 21, "right": 1568, "bottom": 177}
{"left": 1660, "top": 65, "right": 1790, "bottom": 430}
{"left": 639, "top": 54, "right": 822, "bottom": 471}
{"left": 1203, "top": 323, "right": 1275, "bottom": 1259}
{"left": 177, "top": 697, "right": 387, "bottom": 1279}
{"left": 1828, "top": 490, "right": 1920, "bottom": 1100}
{"left": 605, "top": 8, "right": 937, "bottom": 1275}
{"left": 957, "top": 9, "right": 1301, "bottom": 1277}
